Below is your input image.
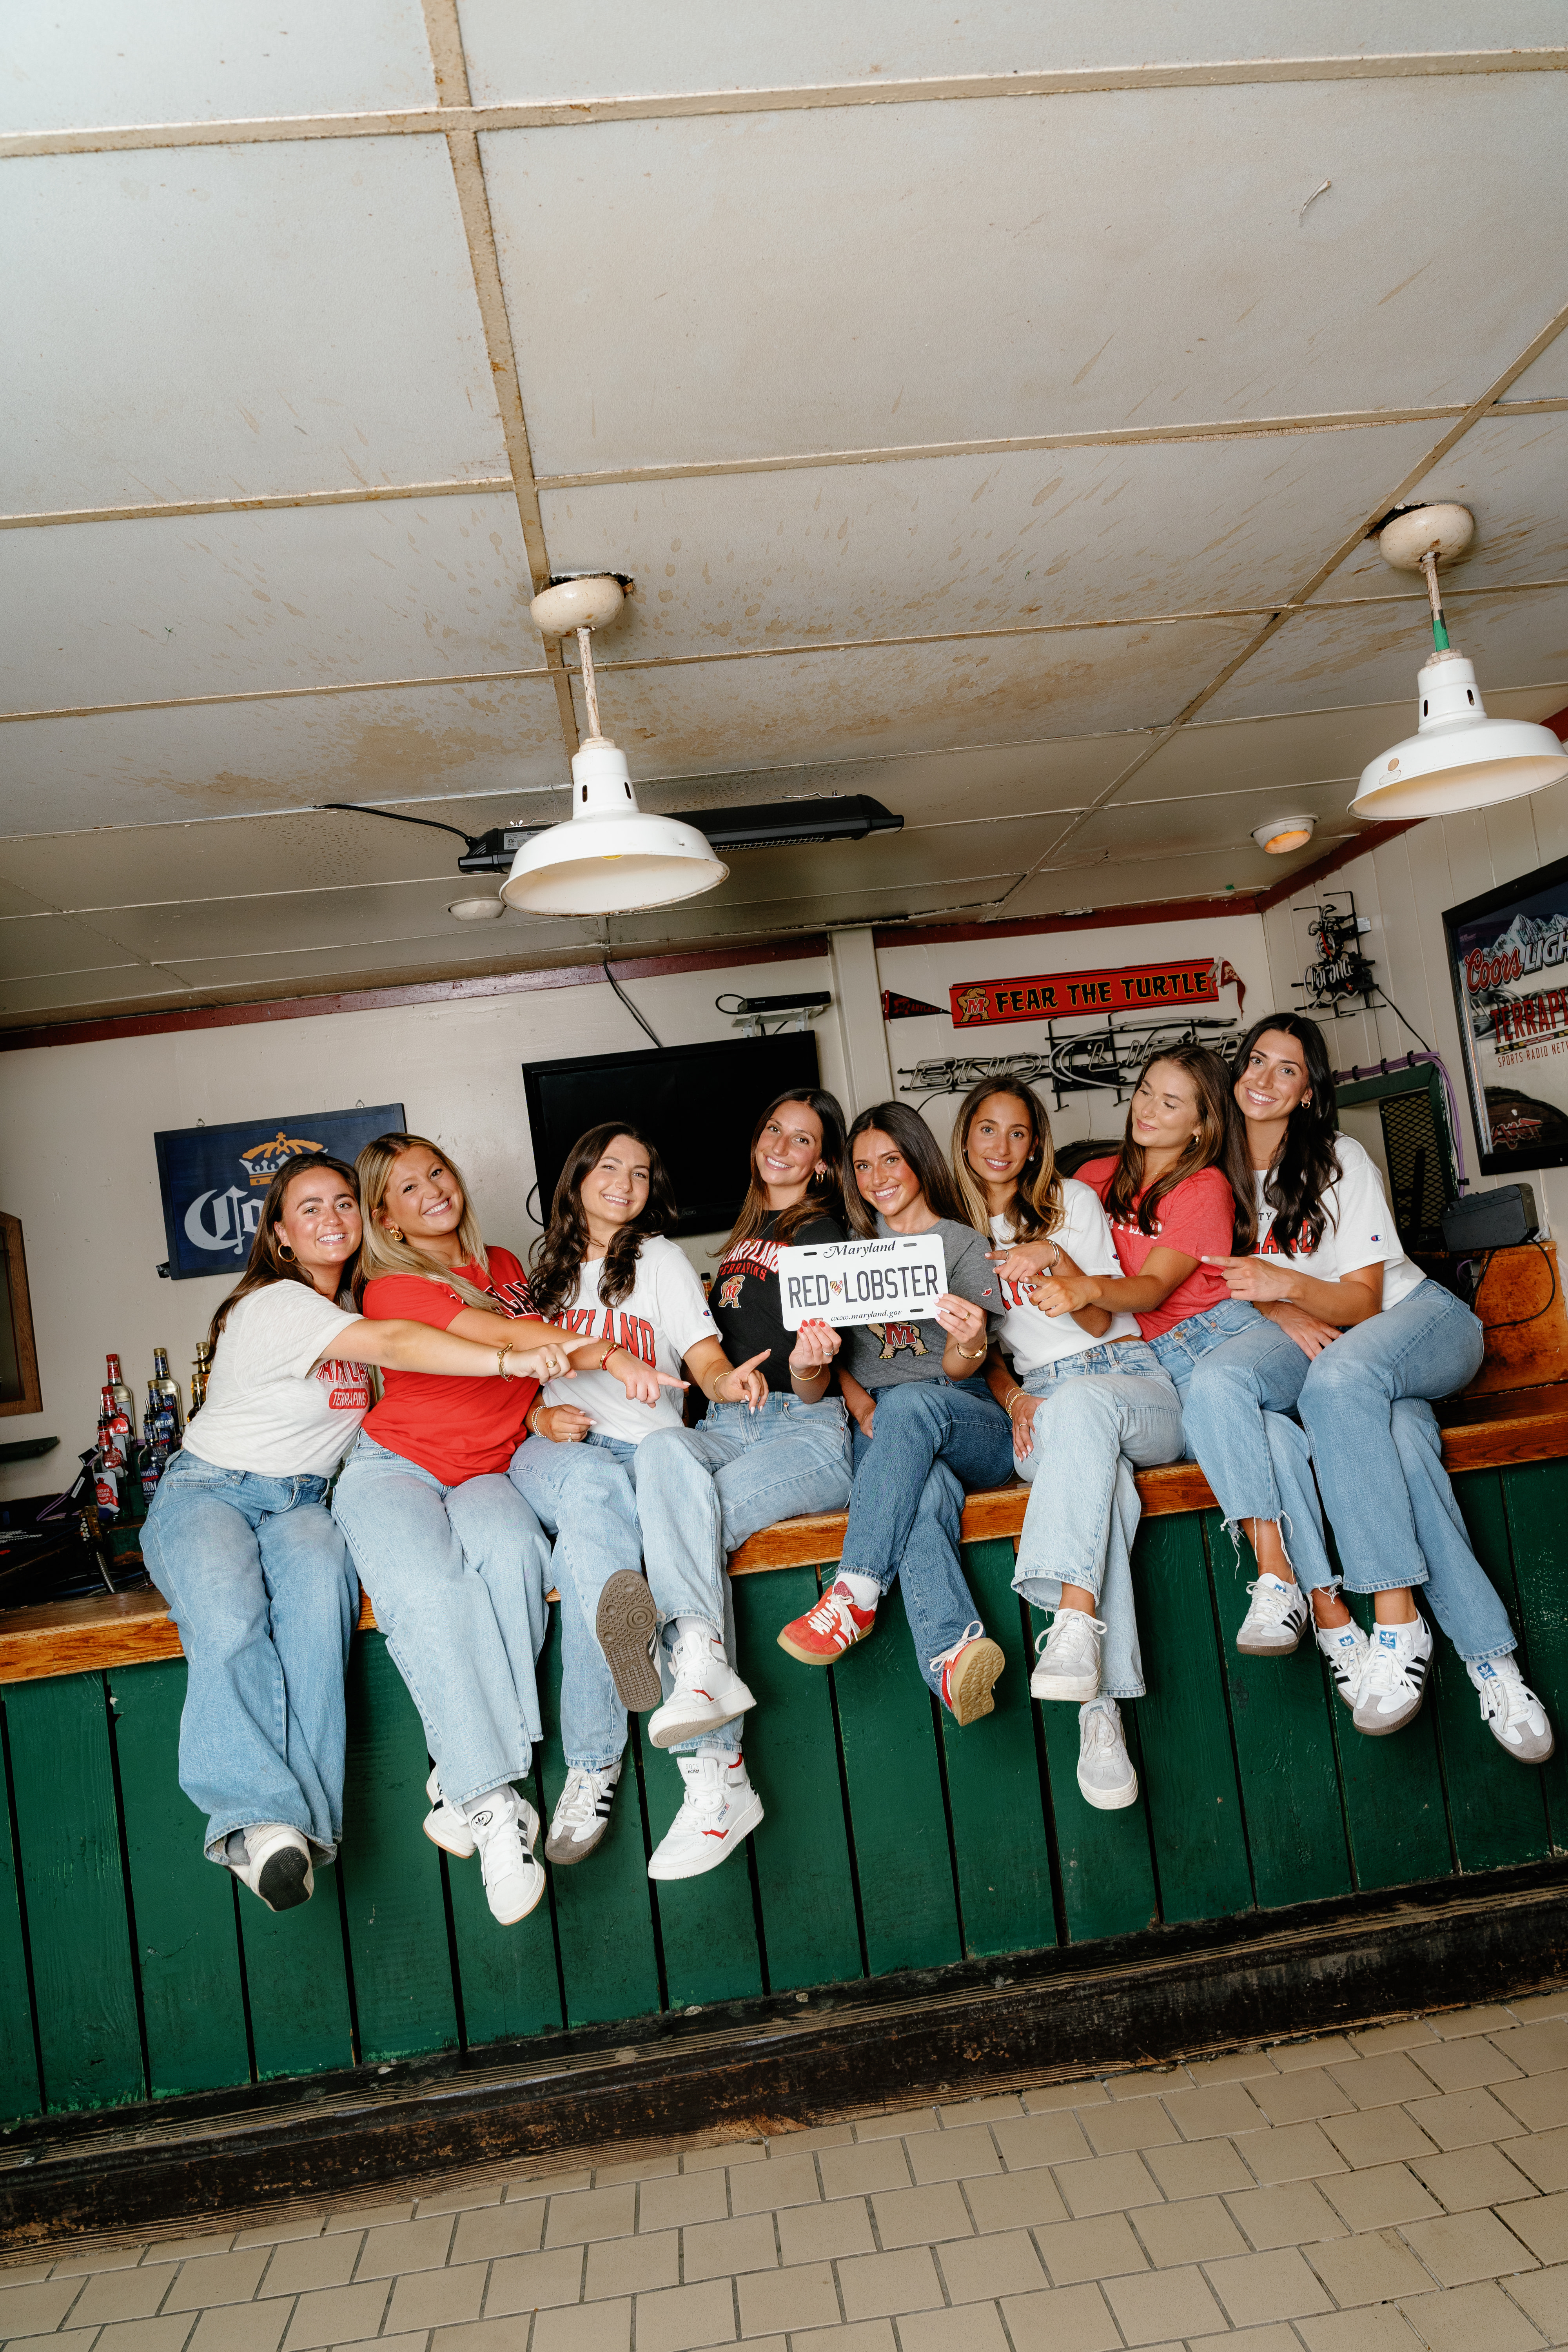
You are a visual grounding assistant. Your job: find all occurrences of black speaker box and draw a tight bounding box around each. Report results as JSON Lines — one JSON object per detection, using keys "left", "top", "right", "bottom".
{"left": 1440, "top": 1184, "right": 1539, "bottom": 1252}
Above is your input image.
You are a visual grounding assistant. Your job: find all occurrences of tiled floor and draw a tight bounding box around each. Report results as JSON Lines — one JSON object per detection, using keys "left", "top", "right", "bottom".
{"left": 8, "top": 1994, "right": 1568, "bottom": 2352}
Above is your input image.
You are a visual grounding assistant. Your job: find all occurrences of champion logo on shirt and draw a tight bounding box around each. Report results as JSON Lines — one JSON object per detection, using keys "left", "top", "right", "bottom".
{"left": 316, "top": 1355, "right": 371, "bottom": 1412}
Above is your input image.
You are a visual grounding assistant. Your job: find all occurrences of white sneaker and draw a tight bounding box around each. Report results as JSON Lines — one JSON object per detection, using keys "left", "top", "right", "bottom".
{"left": 465, "top": 1787, "right": 546, "bottom": 1924}
{"left": 1353, "top": 1616, "right": 1434, "bottom": 1737}
{"left": 223, "top": 1823, "right": 314, "bottom": 1912}
{"left": 1315, "top": 1617, "right": 1370, "bottom": 1709}
{"left": 1236, "top": 1573, "right": 1310, "bottom": 1656}
{"left": 1468, "top": 1656, "right": 1556, "bottom": 1764}
{"left": 1031, "top": 1608, "right": 1104, "bottom": 1703}
{"left": 423, "top": 1766, "right": 475, "bottom": 1858}
{"left": 648, "top": 1627, "right": 757, "bottom": 1749}
{"left": 545, "top": 1762, "right": 622, "bottom": 1865}
{"left": 647, "top": 1753, "right": 764, "bottom": 1881}
{"left": 1077, "top": 1699, "right": 1139, "bottom": 1811}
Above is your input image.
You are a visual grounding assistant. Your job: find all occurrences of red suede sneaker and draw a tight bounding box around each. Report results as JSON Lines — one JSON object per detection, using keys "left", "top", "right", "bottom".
{"left": 777, "top": 1579, "right": 877, "bottom": 1664}
{"left": 933, "top": 1623, "right": 1006, "bottom": 1726}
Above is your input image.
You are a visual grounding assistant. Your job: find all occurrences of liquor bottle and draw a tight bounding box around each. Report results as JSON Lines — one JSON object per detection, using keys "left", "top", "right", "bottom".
{"left": 98, "top": 1385, "right": 130, "bottom": 1470}
{"left": 105, "top": 1352, "right": 138, "bottom": 1439}
{"left": 151, "top": 1346, "right": 184, "bottom": 1440}
{"left": 142, "top": 1379, "right": 178, "bottom": 1502}
{"left": 191, "top": 1340, "right": 212, "bottom": 1416}
{"left": 93, "top": 1413, "right": 121, "bottom": 1526}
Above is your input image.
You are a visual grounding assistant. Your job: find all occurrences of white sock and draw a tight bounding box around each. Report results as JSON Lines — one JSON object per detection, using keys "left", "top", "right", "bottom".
{"left": 1259, "top": 1571, "right": 1297, "bottom": 1593}
{"left": 673, "top": 1614, "right": 717, "bottom": 1645}
{"left": 461, "top": 1784, "right": 513, "bottom": 1822}
{"left": 837, "top": 1571, "right": 882, "bottom": 1613}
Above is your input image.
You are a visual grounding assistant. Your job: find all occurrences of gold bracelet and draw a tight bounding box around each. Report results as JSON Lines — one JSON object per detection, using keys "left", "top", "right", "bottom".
{"left": 955, "top": 1339, "right": 987, "bottom": 1361}
{"left": 496, "top": 1342, "right": 515, "bottom": 1381}
{"left": 1004, "top": 1387, "right": 1027, "bottom": 1412}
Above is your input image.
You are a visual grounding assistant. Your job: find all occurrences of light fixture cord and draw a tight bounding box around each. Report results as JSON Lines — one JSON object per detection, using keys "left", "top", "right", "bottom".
{"left": 577, "top": 626, "right": 604, "bottom": 740}
{"left": 1421, "top": 550, "right": 1451, "bottom": 654}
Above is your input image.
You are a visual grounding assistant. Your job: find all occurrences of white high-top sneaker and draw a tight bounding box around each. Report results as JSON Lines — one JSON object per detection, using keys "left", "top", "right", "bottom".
{"left": 423, "top": 1766, "right": 475, "bottom": 1857}
{"left": 647, "top": 1626, "right": 756, "bottom": 1749}
{"left": 647, "top": 1753, "right": 763, "bottom": 1880}
{"left": 463, "top": 1786, "right": 545, "bottom": 1924}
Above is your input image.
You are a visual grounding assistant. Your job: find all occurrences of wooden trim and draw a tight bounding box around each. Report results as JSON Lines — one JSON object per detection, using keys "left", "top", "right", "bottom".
{"left": 0, "top": 1210, "right": 42, "bottom": 1417}
{"left": 7, "top": 1398, "right": 1566, "bottom": 1683}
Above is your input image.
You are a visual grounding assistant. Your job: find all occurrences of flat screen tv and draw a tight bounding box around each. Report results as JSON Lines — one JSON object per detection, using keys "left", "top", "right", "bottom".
{"left": 521, "top": 1034, "right": 823, "bottom": 1236}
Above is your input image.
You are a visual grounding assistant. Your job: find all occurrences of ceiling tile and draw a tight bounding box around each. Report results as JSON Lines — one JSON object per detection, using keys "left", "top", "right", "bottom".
{"left": 1002, "top": 853, "right": 1270, "bottom": 916}
{"left": 160, "top": 922, "right": 603, "bottom": 988}
{"left": 0, "top": 966, "right": 191, "bottom": 1020}
{"left": 0, "top": 876, "right": 55, "bottom": 918}
{"left": 0, "top": 676, "right": 567, "bottom": 834}
{"left": 633, "top": 733, "right": 1146, "bottom": 828}
{"left": 0, "top": 808, "right": 467, "bottom": 908}
{"left": 456, "top": 1, "right": 1563, "bottom": 103}
{"left": 0, "top": 912, "right": 149, "bottom": 980}
{"left": 540, "top": 422, "right": 1443, "bottom": 659}
{"left": 590, "top": 619, "right": 1253, "bottom": 778}
{"left": 1067, "top": 776, "right": 1364, "bottom": 861}
{"left": 680, "top": 815, "right": 1045, "bottom": 911}
{"left": 3, "top": 496, "right": 535, "bottom": 714}
{"left": 1199, "top": 584, "right": 1568, "bottom": 723}
{"left": 81, "top": 876, "right": 524, "bottom": 962}
{"left": 486, "top": 78, "right": 1568, "bottom": 472}
{"left": 4, "top": 139, "right": 504, "bottom": 513}
{"left": 604, "top": 873, "right": 1008, "bottom": 949}
{"left": 1308, "top": 410, "right": 1568, "bottom": 602}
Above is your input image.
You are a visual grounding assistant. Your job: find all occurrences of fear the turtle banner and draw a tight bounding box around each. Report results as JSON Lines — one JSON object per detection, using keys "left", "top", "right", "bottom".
{"left": 950, "top": 957, "right": 1239, "bottom": 1030}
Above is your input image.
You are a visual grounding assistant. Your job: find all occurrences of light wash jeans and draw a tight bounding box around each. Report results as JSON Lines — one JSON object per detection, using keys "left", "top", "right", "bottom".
{"left": 845, "top": 1377, "right": 1016, "bottom": 1699}
{"left": 1174, "top": 1306, "right": 1330, "bottom": 1587}
{"left": 508, "top": 1427, "right": 736, "bottom": 1772}
{"left": 1298, "top": 1281, "right": 1516, "bottom": 1662}
{"left": 142, "top": 1449, "right": 358, "bottom": 1862}
{"left": 1011, "top": 1341, "right": 1183, "bottom": 1701}
{"left": 332, "top": 1434, "right": 551, "bottom": 1808}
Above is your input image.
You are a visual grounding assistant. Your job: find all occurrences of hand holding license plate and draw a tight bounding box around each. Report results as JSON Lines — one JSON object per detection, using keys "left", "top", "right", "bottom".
{"left": 776, "top": 1232, "right": 948, "bottom": 1330}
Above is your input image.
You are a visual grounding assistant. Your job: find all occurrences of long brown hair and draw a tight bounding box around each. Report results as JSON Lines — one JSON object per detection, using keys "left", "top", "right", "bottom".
{"left": 1230, "top": 1013, "right": 1340, "bottom": 1255}
{"left": 950, "top": 1078, "right": 1064, "bottom": 1242}
{"left": 720, "top": 1088, "right": 848, "bottom": 1255}
{"left": 206, "top": 1154, "right": 361, "bottom": 1349}
{"left": 353, "top": 1132, "right": 494, "bottom": 1310}
{"left": 1102, "top": 1045, "right": 1251, "bottom": 1239}
{"left": 529, "top": 1123, "right": 677, "bottom": 1317}
{"left": 842, "top": 1101, "right": 967, "bottom": 1239}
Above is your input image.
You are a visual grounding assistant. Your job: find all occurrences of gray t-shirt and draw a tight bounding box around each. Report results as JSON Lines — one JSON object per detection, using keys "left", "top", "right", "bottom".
{"left": 840, "top": 1214, "right": 1002, "bottom": 1390}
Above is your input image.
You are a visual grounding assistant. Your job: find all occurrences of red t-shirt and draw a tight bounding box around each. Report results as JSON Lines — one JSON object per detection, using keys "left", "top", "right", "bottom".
{"left": 359, "top": 1248, "right": 540, "bottom": 1484}
{"left": 1078, "top": 1160, "right": 1236, "bottom": 1341}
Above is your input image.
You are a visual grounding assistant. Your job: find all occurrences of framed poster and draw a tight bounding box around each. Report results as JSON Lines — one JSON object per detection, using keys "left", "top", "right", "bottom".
{"left": 153, "top": 1104, "right": 405, "bottom": 1279}
{"left": 1443, "top": 854, "right": 1568, "bottom": 1176}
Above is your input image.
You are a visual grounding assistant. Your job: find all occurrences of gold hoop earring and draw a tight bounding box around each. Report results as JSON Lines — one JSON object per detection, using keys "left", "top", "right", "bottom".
{"left": 276, "top": 1241, "right": 295, "bottom": 1262}
{"left": 387, "top": 1225, "right": 403, "bottom": 1243}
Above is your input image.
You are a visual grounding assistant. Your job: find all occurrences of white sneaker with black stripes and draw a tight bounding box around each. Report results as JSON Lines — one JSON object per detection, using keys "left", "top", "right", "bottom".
{"left": 1314, "top": 1617, "right": 1370, "bottom": 1709}
{"left": 546, "top": 1761, "right": 622, "bottom": 1865}
{"left": 1353, "top": 1616, "right": 1434, "bottom": 1737}
{"left": 1468, "top": 1655, "right": 1555, "bottom": 1765}
{"left": 1235, "top": 1573, "right": 1310, "bottom": 1656}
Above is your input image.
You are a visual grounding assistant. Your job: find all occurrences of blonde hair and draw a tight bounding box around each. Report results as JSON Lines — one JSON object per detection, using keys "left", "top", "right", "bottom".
{"left": 353, "top": 1132, "right": 495, "bottom": 1309}
{"left": 950, "top": 1079, "right": 1065, "bottom": 1243}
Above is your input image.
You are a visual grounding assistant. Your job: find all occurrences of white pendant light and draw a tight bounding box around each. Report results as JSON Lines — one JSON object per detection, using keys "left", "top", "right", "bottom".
{"left": 1352, "top": 505, "right": 1568, "bottom": 821}
{"left": 500, "top": 575, "right": 728, "bottom": 916}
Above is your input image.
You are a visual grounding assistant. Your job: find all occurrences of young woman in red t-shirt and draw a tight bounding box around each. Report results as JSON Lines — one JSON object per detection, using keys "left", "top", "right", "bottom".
{"left": 332, "top": 1131, "right": 673, "bottom": 1928}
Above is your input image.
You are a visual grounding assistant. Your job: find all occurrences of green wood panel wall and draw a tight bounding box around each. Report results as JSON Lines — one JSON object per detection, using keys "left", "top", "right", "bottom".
{"left": 4, "top": 1674, "right": 143, "bottom": 2111}
{"left": 108, "top": 1660, "right": 251, "bottom": 2098}
{"left": 6, "top": 1454, "right": 1568, "bottom": 2122}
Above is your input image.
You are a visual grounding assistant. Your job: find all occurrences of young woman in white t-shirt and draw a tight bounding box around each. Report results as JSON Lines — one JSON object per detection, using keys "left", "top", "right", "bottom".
{"left": 140, "top": 1154, "right": 570, "bottom": 1915}
{"left": 952, "top": 1082, "right": 1184, "bottom": 1811}
{"left": 1190, "top": 1016, "right": 1553, "bottom": 1762}
{"left": 509, "top": 1124, "right": 773, "bottom": 1882}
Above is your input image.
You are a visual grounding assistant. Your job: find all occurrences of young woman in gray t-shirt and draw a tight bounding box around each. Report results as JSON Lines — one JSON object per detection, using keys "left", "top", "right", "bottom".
{"left": 775, "top": 1100, "right": 1014, "bottom": 1723}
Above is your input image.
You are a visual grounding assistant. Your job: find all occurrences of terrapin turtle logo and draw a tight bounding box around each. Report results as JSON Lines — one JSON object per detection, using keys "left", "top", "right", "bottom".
{"left": 871, "top": 1322, "right": 928, "bottom": 1360}
{"left": 717, "top": 1275, "right": 746, "bottom": 1310}
{"left": 953, "top": 985, "right": 992, "bottom": 1027}
{"left": 239, "top": 1130, "right": 326, "bottom": 1186}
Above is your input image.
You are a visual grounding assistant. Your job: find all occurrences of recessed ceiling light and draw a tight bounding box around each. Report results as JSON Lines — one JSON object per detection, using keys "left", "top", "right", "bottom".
{"left": 1252, "top": 816, "right": 1317, "bottom": 855}
{"left": 448, "top": 895, "right": 507, "bottom": 922}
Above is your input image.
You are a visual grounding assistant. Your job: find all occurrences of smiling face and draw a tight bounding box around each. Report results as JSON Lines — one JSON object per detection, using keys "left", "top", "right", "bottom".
{"left": 964, "top": 1092, "right": 1035, "bottom": 1206}
{"left": 1129, "top": 1059, "right": 1203, "bottom": 1163}
{"left": 1236, "top": 1030, "right": 1313, "bottom": 1125}
{"left": 581, "top": 1134, "right": 652, "bottom": 1243}
{"left": 379, "top": 1145, "right": 465, "bottom": 1245}
{"left": 852, "top": 1128, "right": 926, "bottom": 1223}
{"left": 755, "top": 1100, "right": 826, "bottom": 1205}
{"left": 275, "top": 1167, "right": 362, "bottom": 1292}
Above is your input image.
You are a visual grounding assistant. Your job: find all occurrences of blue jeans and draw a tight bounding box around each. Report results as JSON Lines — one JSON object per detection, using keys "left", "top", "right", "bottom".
{"left": 846, "top": 1377, "right": 1016, "bottom": 1699}
{"left": 142, "top": 1450, "right": 358, "bottom": 1861}
{"left": 1298, "top": 1282, "right": 1516, "bottom": 1661}
{"left": 509, "top": 1428, "right": 736, "bottom": 1772}
{"left": 332, "top": 1434, "right": 551, "bottom": 1807}
{"left": 1011, "top": 1342, "right": 1183, "bottom": 1700}
{"left": 1177, "top": 1309, "right": 1330, "bottom": 1588}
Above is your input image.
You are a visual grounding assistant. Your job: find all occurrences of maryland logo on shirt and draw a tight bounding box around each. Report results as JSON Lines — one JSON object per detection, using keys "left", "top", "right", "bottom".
{"left": 554, "top": 1304, "right": 660, "bottom": 1366}
{"left": 717, "top": 1274, "right": 746, "bottom": 1311}
{"left": 487, "top": 1272, "right": 539, "bottom": 1319}
{"left": 871, "top": 1322, "right": 929, "bottom": 1360}
{"left": 316, "top": 1356, "right": 371, "bottom": 1413}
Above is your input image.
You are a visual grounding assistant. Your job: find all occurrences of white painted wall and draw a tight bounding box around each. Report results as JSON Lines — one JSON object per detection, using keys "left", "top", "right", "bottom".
{"left": 1258, "top": 769, "right": 1568, "bottom": 1239}
{"left": 0, "top": 910, "right": 1277, "bottom": 1500}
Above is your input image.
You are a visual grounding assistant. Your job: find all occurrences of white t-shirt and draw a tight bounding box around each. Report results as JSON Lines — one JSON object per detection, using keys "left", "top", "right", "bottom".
{"left": 183, "top": 1282, "right": 372, "bottom": 1479}
{"left": 991, "top": 1181, "right": 1143, "bottom": 1374}
{"left": 541, "top": 1236, "right": 719, "bottom": 1446}
{"left": 1252, "top": 1135, "right": 1426, "bottom": 1309}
